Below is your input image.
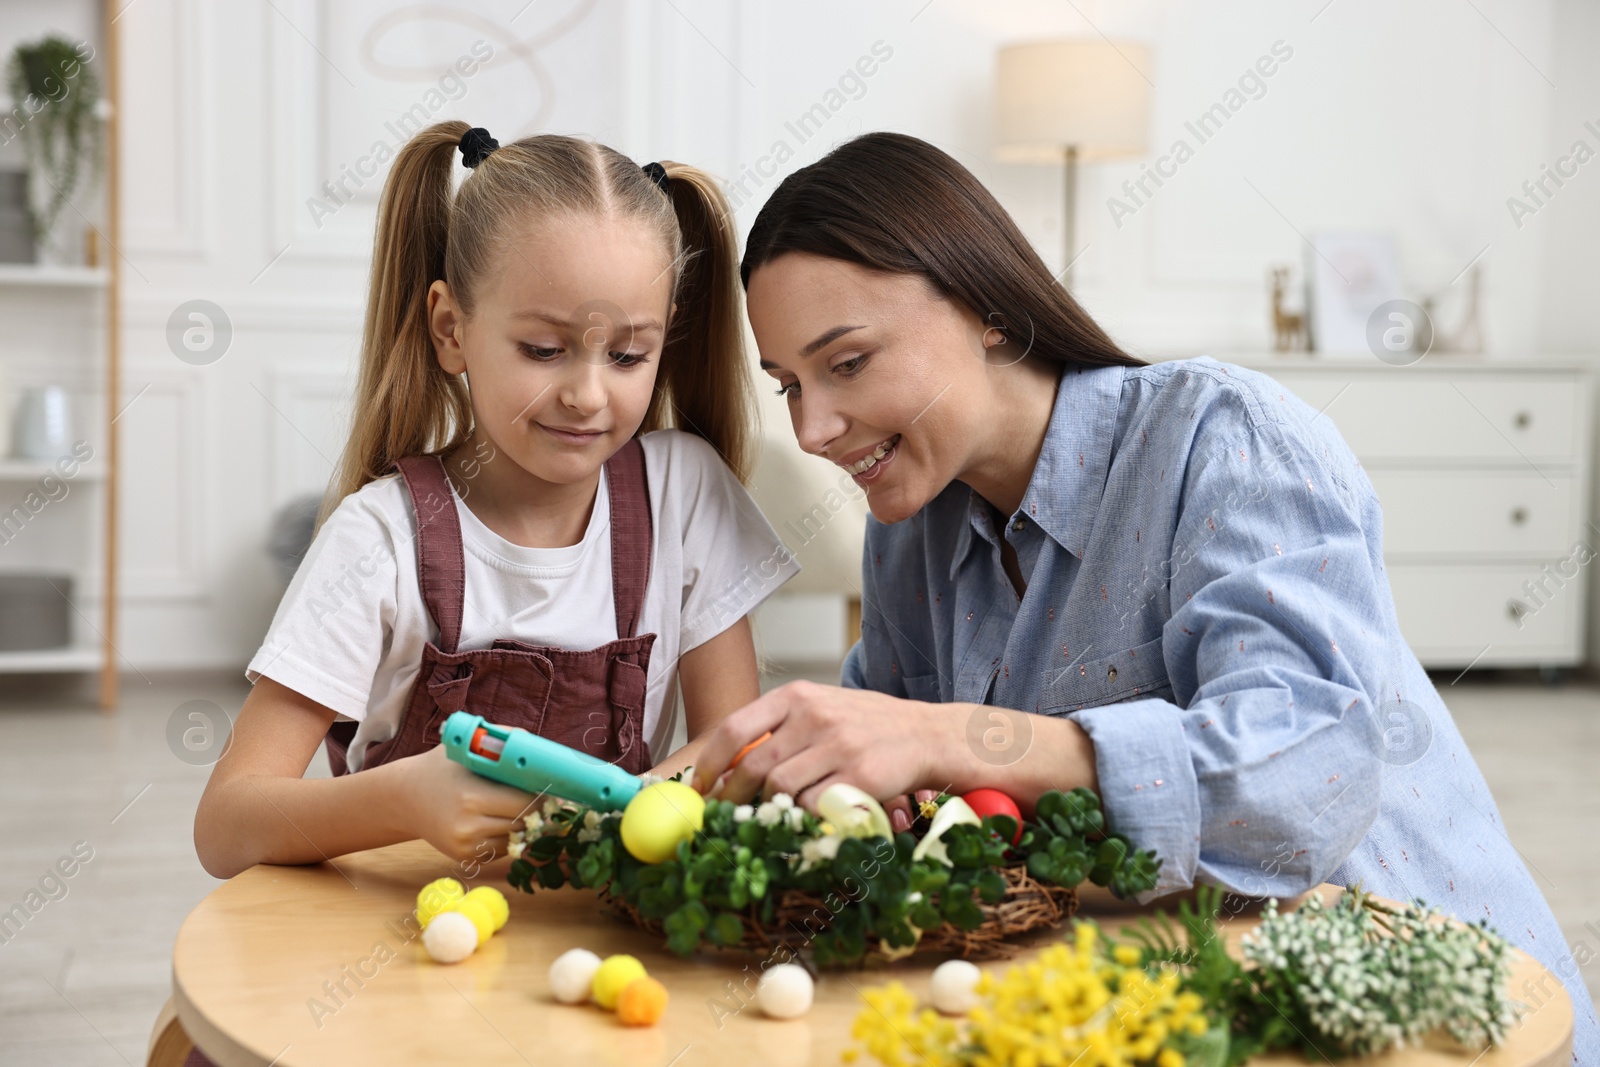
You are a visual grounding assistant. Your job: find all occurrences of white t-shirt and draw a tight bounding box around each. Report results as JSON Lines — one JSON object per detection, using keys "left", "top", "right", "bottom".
{"left": 247, "top": 429, "right": 800, "bottom": 772}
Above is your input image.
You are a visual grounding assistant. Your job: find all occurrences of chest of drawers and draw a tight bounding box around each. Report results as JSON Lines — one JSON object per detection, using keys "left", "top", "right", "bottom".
{"left": 1220, "top": 356, "right": 1594, "bottom": 672}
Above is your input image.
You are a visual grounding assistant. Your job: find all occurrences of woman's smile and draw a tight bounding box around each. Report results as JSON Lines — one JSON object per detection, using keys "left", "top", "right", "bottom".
{"left": 839, "top": 433, "right": 901, "bottom": 481}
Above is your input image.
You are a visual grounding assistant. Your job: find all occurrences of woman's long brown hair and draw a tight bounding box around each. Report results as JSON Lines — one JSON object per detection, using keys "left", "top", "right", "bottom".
{"left": 318, "top": 122, "right": 754, "bottom": 530}
{"left": 740, "top": 131, "right": 1145, "bottom": 372}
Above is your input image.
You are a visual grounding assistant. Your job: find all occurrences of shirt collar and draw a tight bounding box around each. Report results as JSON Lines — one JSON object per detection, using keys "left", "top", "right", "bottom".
{"left": 949, "top": 362, "right": 1127, "bottom": 579}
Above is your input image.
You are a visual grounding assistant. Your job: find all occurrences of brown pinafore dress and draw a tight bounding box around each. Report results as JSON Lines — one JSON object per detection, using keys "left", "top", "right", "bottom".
{"left": 324, "top": 439, "right": 657, "bottom": 777}
{"left": 181, "top": 444, "right": 655, "bottom": 1067}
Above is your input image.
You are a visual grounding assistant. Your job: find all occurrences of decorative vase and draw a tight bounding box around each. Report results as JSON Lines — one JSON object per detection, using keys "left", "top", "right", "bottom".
{"left": 12, "top": 385, "right": 71, "bottom": 459}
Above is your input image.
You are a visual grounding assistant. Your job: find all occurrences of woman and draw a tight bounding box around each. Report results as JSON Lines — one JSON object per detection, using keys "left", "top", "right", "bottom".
{"left": 690, "top": 132, "right": 1597, "bottom": 1058}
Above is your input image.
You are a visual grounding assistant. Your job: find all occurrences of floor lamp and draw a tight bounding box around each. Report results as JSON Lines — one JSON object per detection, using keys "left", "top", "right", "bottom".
{"left": 996, "top": 40, "right": 1152, "bottom": 289}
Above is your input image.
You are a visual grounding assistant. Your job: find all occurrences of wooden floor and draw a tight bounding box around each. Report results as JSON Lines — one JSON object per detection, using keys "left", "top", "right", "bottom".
{"left": 1, "top": 666, "right": 1597, "bottom": 1064}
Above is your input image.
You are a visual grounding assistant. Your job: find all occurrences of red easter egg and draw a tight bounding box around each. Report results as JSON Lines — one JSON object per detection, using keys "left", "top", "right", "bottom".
{"left": 961, "top": 788, "right": 1023, "bottom": 845}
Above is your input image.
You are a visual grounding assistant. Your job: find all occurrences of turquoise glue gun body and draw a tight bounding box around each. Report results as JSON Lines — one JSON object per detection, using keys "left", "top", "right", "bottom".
{"left": 441, "top": 710, "right": 642, "bottom": 813}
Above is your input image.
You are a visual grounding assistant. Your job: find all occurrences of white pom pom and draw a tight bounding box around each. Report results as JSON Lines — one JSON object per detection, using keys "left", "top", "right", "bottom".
{"left": 930, "top": 959, "right": 982, "bottom": 1014}
{"left": 548, "top": 948, "right": 603, "bottom": 1004}
{"left": 422, "top": 911, "right": 479, "bottom": 964}
{"left": 757, "top": 963, "right": 814, "bottom": 1019}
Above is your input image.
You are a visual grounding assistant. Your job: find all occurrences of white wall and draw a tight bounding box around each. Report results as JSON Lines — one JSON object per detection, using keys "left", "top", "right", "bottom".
{"left": 75, "top": 0, "right": 1600, "bottom": 669}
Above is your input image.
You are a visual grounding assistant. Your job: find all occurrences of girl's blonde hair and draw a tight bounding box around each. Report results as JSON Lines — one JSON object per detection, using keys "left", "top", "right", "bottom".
{"left": 318, "top": 120, "right": 754, "bottom": 530}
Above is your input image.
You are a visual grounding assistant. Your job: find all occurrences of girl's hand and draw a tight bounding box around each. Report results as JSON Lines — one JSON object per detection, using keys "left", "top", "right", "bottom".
{"left": 390, "top": 744, "right": 538, "bottom": 862}
{"left": 689, "top": 680, "right": 941, "bottom": 812}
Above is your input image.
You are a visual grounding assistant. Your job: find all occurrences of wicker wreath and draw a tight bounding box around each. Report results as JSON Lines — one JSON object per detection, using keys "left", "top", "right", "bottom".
{"left": 599, "top": 861, "right": 1078, "bottom": 964}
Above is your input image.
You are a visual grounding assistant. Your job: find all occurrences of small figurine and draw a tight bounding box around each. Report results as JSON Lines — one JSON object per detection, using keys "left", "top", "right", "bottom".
{"left": 1269, "top": 265, "right": 1308, "bottom": 352}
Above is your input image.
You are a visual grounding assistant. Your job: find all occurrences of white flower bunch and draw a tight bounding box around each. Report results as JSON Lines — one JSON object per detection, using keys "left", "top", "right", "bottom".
{"left": 798, "top": 834, "right": 842, "bottom": 872}
{"left": 1242, "top": 891, "right": 1523, "bottom": 1057}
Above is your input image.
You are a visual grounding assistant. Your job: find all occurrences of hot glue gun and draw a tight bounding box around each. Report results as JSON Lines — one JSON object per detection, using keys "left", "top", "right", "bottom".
{"left": 441, "top": 710, "right": 643, "bottom": 812}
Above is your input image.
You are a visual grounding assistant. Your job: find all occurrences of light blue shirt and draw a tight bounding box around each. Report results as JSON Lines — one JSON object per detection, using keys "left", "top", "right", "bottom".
{"left": 843, "top": 356, "right": 1596, "bottom": 1062}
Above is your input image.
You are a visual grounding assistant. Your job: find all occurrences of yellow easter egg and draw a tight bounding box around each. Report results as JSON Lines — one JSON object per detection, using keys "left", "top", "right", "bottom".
{"left": 449, "top": 897, "right": 496, "bottom": 946}
{"left": 463, "top": 886, "right": 509, "bottom": 932}
{"left": 592, "top": 954, "right": 648, "bottom": 1010}
{"left": 620, "top": 781, "right": 705, "bottom": 864}
{"left": 416, "top": 877, "right": 465, "bottom": 928}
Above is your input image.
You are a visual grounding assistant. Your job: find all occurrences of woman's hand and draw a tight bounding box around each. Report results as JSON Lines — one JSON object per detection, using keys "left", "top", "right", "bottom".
{"left": 688, "top": 681, "right": 1102, "bottom": 822}
{"left": 389, "top": 744, "right": 538, "bottom": 863}
{"left": 688, "top": 680, "right": 944, "bottom": 812}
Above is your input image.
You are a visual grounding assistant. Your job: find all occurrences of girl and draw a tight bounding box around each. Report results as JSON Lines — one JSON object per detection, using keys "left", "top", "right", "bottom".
{"left": 194, "top": 122, "right": 799, "bottom": 881}
{"left": 690, "top": 131, "right": 1598, "bottom": 1061}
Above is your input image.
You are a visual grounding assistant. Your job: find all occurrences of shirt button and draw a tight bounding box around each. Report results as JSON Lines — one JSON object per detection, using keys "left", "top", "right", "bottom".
{"left": 1011, "top": 517, "right": 1026, "bottom": 531}
{"left": 1107, "top": 666, "right": 1118, "bottom": 683}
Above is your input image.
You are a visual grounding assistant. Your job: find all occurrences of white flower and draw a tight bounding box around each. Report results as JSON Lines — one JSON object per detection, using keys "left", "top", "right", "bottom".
{"left": 756, "top": 801, "right": 782, "bottom": 826}
{"left": 507, "top": 838, "right": 526, "bottom": 859}
{"left": 522, "top": 811, "right": 544, "bottom": 834}
{"left": 784, "top": 806, "right": 806, "bottom": 831}
{"left": 583, "top": 809, "right": 602, "bottom": 831}
{"left": 911, "top": 796, "right": 981, "bottom": 866}
{"left": 638, "top": 772, "right": 666, "bottom": 787}
{"left": 577, "top": 826, "right": 601, "bottom": 844}
{"left": 816, "top": 784, "right": 892, "bottom": 839}
{"left": 734, "top": 804, "right": 755, "bottom": 823}
{"left": 772, "top": 793, "right": 795, "bottom": 810}
{"left": 797, "top": 833, "right": 843, "bottom": 872}
{"left": 541, "top": 796, "right": 566, "bottom": 818}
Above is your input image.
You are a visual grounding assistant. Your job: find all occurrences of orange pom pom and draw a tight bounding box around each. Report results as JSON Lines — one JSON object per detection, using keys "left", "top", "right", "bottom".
{"left": 616, "top": 975, "right": 668, "bottom": 1026}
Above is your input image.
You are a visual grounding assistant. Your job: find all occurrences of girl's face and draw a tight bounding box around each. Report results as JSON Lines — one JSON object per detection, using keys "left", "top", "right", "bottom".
{"left": 429, "top": 212, "right": 673, "bottom": 488}
{"left": 746, "top": 252, "right": 1007, "bottom": 524}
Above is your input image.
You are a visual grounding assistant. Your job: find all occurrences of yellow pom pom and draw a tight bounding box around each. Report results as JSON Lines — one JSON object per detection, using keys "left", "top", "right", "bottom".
{"left": 416, "top": 878, "right": 465, "bottom": 928}
{"left": 463, "top": 886, "right": 509, "bottom": 932}
{"left": 617, "top": 975, "right": 669, "bottom": 1026}
{"left": 620, "top": 782, "right": 705, "bottom": 864}
{"left": 591, "top": 954, "right": 648, "bottom": 1010}
{"left": 449, "top": 897, "right": 496, "bottom": 946}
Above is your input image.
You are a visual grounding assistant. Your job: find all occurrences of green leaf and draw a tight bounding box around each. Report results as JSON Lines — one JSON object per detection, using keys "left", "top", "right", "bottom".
{"left": 708, "top": 910, "right": 744, "bottom": 946}
{"left": 945, "top": 828, "right": 986, "bottom": 869}
{"left": 985, "top": 814, "right": 1019, "bottom": 847}
{"left": 535, "top": 858, "right": 566, "bottom": 889}
{"left": 507, "top": 858, "right": 535, "bottom": 894}
{"left": 528, "top": 835, "right": 565, "bottom": 861}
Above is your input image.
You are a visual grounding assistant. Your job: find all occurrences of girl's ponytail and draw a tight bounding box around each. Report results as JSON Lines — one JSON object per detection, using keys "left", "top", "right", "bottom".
{"left": 319, "top": 120, "right": 474, "bottom": 530}
{"left": 651, "top": 163, "right": 756, "bottom": 485}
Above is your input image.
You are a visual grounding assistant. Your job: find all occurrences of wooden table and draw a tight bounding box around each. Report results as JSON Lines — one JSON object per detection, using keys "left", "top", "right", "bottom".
{"left": 172, "top": 840, "right": 1573, "bottom": 1067}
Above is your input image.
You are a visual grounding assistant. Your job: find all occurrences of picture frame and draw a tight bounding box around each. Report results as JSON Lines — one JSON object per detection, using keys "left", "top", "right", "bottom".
{"left": 1307, "top": 232, "right": 1402, "bottom": 358}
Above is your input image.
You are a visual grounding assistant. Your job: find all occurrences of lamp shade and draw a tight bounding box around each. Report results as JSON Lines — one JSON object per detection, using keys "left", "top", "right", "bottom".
{"left": 995, "top": 40, "right": 1151, "bottom": 162}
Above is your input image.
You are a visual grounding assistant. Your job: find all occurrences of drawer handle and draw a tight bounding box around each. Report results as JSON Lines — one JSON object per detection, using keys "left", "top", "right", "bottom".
{"left": 1513, "top": 411, "right": 1532, "bottom": 430}
{"left": 1507, "top": 599, "right": 1528, "bottom": 621}
{"left": 1510, "top": 507, "right": 1528, "bottom": 525}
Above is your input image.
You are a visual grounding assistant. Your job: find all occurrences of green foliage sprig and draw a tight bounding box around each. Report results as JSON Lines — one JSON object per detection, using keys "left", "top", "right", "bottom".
{"left": 507, "top": 786, "right": 1161, "bottom": 967}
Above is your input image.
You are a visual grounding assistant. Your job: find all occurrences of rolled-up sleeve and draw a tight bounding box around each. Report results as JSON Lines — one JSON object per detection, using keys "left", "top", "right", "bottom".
{"left": 1069, "top": 408, "right": 1386, "bottom": 903}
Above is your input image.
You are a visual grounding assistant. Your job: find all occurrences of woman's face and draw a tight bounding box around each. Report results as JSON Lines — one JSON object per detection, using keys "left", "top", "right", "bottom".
{"left": 747, "top": 252, "right": 1006, "bottom": 524}
{"left": 429, "top": 213, "right": 672, "bottom": 489}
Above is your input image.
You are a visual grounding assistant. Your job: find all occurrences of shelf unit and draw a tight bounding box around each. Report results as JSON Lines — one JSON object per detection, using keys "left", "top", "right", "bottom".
{"left": 0, "top": 2, "right": 122, "bottom": 707}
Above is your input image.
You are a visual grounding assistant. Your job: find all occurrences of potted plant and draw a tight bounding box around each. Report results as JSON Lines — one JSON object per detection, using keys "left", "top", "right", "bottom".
{"left": 5, "top": 35, "right": 102, "bottom": 263}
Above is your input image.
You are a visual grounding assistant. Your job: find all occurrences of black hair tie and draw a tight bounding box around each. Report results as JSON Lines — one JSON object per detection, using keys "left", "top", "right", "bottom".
{"left": 459, "top": 127, "right": 498, "bottom": 169}
{"left": 641, "top": 161, "right": 671, "bottom": 193}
